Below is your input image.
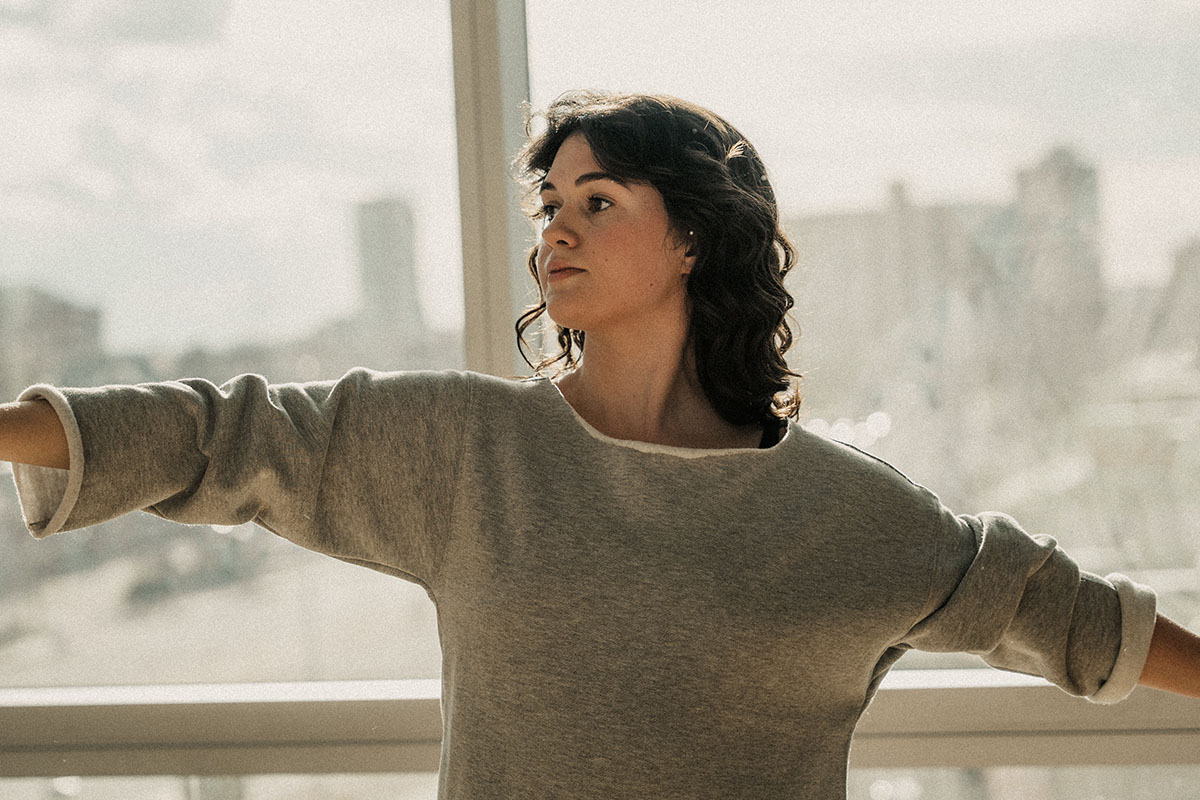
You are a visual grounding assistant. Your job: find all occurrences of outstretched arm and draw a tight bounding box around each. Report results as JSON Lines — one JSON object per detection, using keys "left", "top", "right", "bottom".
{"left": 0, "top": 399, "right": 69, "bottom": 469}
{"left": 1138, "top": 613, "right": 1200, "bottom": 698}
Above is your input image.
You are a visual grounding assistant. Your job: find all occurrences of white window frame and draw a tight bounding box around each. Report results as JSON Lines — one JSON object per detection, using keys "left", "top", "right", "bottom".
{"left": 2, "top": 0, "right": 1199, "bottom": 781}
{"left": 2, "top": 672, "right": 1199, "bottom": 776}
{"left": 455, "top": 0, "right": 536, "bottom": 378}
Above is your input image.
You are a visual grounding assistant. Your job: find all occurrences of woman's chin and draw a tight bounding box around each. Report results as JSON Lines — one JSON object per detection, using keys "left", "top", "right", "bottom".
{"left": 544, "top": 307, "right": 589, "bottom": 333}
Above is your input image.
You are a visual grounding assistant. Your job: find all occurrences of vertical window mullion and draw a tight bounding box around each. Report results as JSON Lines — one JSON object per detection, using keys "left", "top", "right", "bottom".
{"left": 451, "top": 0, "right": 532, "bottom": 377}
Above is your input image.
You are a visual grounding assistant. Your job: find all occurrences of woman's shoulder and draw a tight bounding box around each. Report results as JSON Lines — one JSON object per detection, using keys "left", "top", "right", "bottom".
{"left": 334, "top": 368, "right": 553, "bottom": 417}
{"left": 787, "top": 423, "right": 944, "bottom": 518}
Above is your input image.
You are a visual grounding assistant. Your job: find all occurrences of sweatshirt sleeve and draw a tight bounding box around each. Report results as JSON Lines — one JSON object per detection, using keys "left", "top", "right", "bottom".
{"left": 902, "top": 507, "right": 1157, "bottom": 705}
{"left": 11, "top": 368, "right": 472, "bottom": 587}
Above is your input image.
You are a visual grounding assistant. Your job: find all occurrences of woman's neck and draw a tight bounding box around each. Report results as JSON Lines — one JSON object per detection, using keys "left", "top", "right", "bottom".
{"left": 554, "top": 333, "right": 763, "bottom": 450}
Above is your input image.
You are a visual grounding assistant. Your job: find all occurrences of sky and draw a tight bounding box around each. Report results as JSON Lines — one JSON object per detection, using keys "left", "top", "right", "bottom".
{"left": 1, "top": 0, "right": 1198, "bottom": 355}
{"left": 0, "top": 0, "right": 460, "bottom": 353}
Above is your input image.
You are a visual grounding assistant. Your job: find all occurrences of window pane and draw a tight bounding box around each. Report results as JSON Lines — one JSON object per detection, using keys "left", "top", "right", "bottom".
{"left": 526, "top": 1, "right": 1200, "bottom": 669}
{"left": 0, "top": 1, "right": 458, "bottom": 685}
{"left": 0, "top": 774, "right": 437, "bottom": 800}
{"left": 849, "top": 766, "right": 1200, "bottom": 799}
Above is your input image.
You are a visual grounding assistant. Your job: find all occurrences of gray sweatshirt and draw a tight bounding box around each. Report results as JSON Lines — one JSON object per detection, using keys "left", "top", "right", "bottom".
{"left": 12, "top": 368, "right": 1157, "bottom": 799}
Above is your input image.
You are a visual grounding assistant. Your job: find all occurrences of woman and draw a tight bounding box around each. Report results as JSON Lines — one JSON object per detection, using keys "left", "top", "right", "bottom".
{"left": 2, "top": 90, "right": 1199, "bottom": 800}
{"left": 514, "top": 91, "right": 798, "bottom": 451}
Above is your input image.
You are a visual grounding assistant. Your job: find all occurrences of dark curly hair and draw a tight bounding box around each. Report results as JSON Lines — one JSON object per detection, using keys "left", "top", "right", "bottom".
{"left": 514, "top": 90, "right": 801, "bottom": 426}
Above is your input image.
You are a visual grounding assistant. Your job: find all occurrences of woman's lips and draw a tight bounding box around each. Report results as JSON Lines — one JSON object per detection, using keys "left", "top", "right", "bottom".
{"left": 547, "top": 266, "right": 585, "bottom": 281}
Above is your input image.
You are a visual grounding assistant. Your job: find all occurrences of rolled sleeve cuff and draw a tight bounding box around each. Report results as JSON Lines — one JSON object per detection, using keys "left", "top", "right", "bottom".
{"left": 12, "top": 384, "right": 85, "bottom": 538}
{"left": 1088, "top": 573, "right": 1157, "bottom": 705}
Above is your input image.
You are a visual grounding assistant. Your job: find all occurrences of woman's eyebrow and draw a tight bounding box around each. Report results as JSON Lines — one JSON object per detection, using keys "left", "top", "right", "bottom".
{"left": 539, "top": 171, "right": 630, "bottom": 193}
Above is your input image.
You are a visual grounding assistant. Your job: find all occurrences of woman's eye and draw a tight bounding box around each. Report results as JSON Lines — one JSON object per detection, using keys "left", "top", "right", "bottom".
{"left": 533, "top": 196, "right": 609, "bottom": 225}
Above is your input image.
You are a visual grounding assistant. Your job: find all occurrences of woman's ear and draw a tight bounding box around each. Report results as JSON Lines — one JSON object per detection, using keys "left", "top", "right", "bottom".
{"left": 681, "top": 229, "right": 697, "bottom": 274}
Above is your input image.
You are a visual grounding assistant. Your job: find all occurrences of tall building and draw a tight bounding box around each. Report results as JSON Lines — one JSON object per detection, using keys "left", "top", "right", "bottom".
{"left": 357, "top": 197, "right": 425, "bottom": 342}
{"left": 346, "top": 196, "right": 465, "bottom": 372}
{"left": 994, "top": 147, "right": 1108, "bottom": 402}
{"left": 785, "top": 182, "right": 1001, "bottom": 418}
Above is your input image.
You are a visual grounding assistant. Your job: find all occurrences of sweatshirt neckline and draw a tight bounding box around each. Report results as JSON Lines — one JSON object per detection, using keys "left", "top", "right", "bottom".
{"left": 534, "top": 377, "right": 792, "bottom": 459}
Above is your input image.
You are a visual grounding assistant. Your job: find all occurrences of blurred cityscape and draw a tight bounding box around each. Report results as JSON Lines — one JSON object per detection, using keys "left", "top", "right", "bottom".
{"left": 0, "top": 194, "right": 454, "bottom": 689}
{"left": 0, "top": 194, "right": 461, "bottom": 398}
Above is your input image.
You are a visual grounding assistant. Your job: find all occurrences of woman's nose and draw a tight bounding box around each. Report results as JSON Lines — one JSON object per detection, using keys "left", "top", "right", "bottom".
{"left": 541, "top": 211, "right": 578, "bottom": 248}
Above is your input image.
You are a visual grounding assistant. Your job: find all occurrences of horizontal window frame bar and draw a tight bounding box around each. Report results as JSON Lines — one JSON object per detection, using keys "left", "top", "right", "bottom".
{"left": 851, "top": 730, "right": 1200, "bottom": 769}
{"left": 0, "top": 743, "right": 443, "bottom": 779}
{"left": 2, "top": 671, "right": 1198, "bottom": 776}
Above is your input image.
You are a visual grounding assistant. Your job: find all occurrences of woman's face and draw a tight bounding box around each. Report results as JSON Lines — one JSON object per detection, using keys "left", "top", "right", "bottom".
{"left": 535, "top": 132, "right": 693, "bottom": 336}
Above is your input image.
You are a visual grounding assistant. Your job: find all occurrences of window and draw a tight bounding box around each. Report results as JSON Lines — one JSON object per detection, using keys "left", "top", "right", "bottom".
{"left": 0, "top": 1, "right": 458, "bottom": 686}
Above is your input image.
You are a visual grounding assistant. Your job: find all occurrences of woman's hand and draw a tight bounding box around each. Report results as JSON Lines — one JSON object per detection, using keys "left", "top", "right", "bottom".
{"left": 0, "top": 398, "right": 69, "bottom": 469}
{"left": 1138, "top": 613, "right": 1200, "bottom": 698}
